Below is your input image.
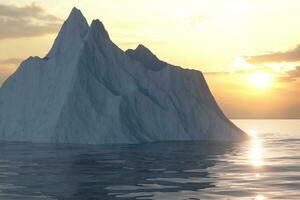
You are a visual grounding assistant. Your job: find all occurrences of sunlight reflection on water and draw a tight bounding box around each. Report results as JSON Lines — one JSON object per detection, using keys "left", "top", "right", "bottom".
{"left": 248, "top": 130, "right": 264, "bottom": 167}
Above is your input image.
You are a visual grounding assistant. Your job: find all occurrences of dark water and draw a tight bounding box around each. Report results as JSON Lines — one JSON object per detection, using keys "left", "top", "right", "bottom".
{"left": 0, "top": 120, "right": 299, "bottom": 200}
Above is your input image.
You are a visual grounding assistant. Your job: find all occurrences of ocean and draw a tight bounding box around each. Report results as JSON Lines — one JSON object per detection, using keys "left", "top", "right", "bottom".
{"left": 0, "top": 120, "right": 299, "bottom": 200}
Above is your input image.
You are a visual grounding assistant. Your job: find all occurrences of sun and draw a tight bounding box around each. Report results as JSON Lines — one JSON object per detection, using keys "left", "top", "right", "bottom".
{"left": 246, "top": 72, "right": 273, "bottom": 89}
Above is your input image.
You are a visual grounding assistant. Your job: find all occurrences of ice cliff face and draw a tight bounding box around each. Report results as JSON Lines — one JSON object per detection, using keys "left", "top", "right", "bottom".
{"left": 0, "top": 8, "right": 246, "bottom": 144}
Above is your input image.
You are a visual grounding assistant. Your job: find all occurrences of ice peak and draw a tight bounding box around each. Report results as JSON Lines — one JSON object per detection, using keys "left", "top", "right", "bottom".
{"left": 67, "top": 7, "right": 88, "bottom": 32}
{"left": 135, "top": 44, "right": 151, "bottom": 53}
{"left": 46, "top": 7, "right": 89, "bottom": 58}
{"left": 69, "top": 7, "right": 82, "bottom": 18}
{"left": 89, "top": 19, "right": 110, "bottom": 40}
{"left": 133, "top": 44, "right": 160, "bottom": 60}
{"left": 71, "top": 6, "right": 80, "bottom": 13}
{"left": 64, "top": 7, "right": 88, "bottom": 36}
{"left": 126, "top": 44, "right": 167, "bottom": 71}
{"left": 126, "top": 44, "right": 155, "bottom": 58}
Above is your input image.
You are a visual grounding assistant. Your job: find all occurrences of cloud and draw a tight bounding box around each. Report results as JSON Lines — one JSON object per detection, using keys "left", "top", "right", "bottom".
{"left": 0, "top": 57, "right": 23, "bottom": 65}
{"left": 204, "top": 67, "right": 272, "bottom": 76}
{"left": 0, "top": 3, "right": 62, "bottom": 39}
{"left": 204, "top": 71, "right": 230, "bottom": 75}
{"left": 279, "top": 66, "right": 300, "bottom": 82}
{"left": 245, "top": 45, "right": 300, "bottom": 64}
{"left": 205, "top": 66, "right": 300, "bottom": 84}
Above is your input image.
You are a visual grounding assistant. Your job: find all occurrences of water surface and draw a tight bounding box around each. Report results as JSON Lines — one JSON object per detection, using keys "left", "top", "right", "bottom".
{"left": 0, "top": 120, "right": 299, "bottom": 199}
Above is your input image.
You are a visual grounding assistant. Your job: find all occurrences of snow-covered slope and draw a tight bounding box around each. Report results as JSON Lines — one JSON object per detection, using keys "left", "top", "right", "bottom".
{"left": 0, "top": 8, "right": 247, "bottom": 144}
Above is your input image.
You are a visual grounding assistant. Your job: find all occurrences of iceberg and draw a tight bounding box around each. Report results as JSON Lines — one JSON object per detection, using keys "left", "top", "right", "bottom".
{"left": 0, "top": 8, "right": 246, "bottom": 144}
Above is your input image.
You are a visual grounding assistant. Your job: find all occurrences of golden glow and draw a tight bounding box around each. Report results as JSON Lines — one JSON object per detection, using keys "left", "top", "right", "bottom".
{"left": 248, "top": 130, "right": 264, "bottom": 167}
{"left": 246, "top": 72, "right": 273, "bottom": 89}
{"left": 230, "top": 57, "right": 255, "bottom": 71}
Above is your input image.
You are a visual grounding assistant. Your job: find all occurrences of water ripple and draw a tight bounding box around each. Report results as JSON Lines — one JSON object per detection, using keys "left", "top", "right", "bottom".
{"left": 0, "top": 120, "right": 299, "bottom": 199}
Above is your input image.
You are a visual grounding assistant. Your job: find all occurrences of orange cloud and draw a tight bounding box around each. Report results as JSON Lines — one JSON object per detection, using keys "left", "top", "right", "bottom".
{"left": 245, "top": 45, "right": 300, "bottom": 64}
{"left": 0, "top": 3, "right": 62, "bottom": 39}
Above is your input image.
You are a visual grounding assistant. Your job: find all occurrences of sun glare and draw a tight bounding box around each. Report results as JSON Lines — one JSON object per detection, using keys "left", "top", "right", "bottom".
{"left": 247, "top": 130, "right": 264, "bottom": 167}
{"left": 246, "top": 72, "right": 273, "bottom": 89}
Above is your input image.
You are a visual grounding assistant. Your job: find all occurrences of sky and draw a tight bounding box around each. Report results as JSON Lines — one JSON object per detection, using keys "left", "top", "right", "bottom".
{"left": 0, "top": 0, "right": 299, "bottom": 118}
